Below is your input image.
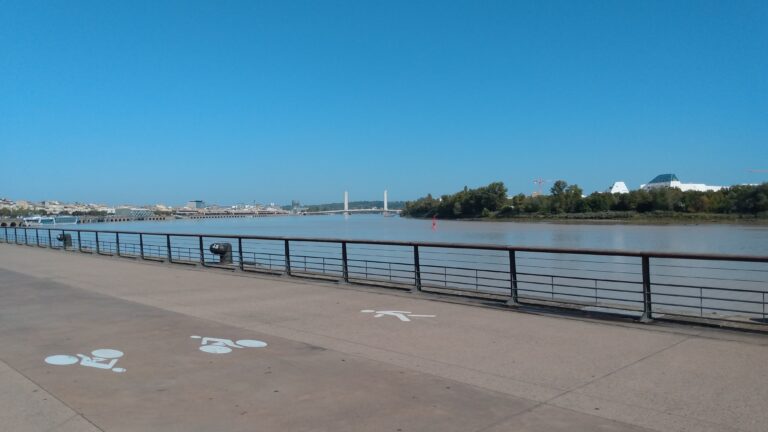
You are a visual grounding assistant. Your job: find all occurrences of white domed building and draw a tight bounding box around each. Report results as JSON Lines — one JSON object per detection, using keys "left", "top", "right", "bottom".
{"left": 640, "top": 174, "right": 723, "bottom": 192}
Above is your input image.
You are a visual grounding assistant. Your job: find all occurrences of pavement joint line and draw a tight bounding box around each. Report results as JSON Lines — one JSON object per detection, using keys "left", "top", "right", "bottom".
{"left": 545, "top": 334, "right": 693, "bottom": 398}
{"left": 0, "top": 357, "right": 106, "bottom": 432}
{"left": 547, "top": 390, "right": 750, "bottom": 432}
{"left": 535, "top": 334, "right": 750, "bottom": 432}
{"left": 11, "top": 243, "right": 763, "bottom": 345}
{"left": 472, "top": 401, "right": 549, "bottom": 432}
{"left": 44, "top": 414, "right": 101, "bottom": 432}
{"left": 472, "top": 400, "right": 660, "bottom": 432}
{"left": 214, "top": 312, "right": 757, "bottom": 432}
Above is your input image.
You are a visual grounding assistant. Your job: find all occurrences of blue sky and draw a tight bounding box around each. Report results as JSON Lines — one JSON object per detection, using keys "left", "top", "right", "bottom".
{"left": 1, "top": 0, "right": 766, "bottom": 206}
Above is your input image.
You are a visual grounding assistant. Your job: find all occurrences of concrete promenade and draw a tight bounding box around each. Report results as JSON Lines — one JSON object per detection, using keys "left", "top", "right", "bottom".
{"left": 1, "top": 244, "right": 767, "bottom": 432}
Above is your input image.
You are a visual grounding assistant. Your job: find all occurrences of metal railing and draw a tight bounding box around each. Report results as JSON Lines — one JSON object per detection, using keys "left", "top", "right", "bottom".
{"left": 2, "top": 226, "right": 768, "bottom": 329}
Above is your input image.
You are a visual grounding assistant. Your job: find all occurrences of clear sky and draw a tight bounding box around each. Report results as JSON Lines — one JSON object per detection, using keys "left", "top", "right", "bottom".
{"left": 1, "top": 0, "right": 766, "bottom": 206}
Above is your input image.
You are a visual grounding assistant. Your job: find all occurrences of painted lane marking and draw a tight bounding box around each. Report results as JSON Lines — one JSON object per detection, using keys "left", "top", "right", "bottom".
{"left": 191, "top": 336, "right": 268, "bottom": 355}
{"left": 360, "top": 310, "right": 436, "bottom": 322}
{"left": 45, "top": 349, "right": 126, "bottom": 373}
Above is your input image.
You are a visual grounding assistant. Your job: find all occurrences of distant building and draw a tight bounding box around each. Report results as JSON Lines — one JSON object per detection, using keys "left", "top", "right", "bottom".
{"left": 640, "top": 174, "right": 723, "bottom": 192}
{"left": 150, "top": 204, "right": 172, "bottom": 213}
{"left": 186, "top": 200, "right": 205, "bottom": 209}
{"left": 115, "top": 207, "right": 155, "bottom": 218}
{"left": 606, "top": 182, "right": 630, "bottom": 194}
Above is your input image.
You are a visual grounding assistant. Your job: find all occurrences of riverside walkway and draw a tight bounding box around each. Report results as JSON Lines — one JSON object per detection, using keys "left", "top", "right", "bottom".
{"left": 1, "top": 244, "right": 767, "bottom": 432}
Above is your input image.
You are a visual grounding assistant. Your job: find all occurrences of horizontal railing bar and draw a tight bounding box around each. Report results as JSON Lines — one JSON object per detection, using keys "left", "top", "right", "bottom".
{"left": 650, "top": 273, "right": 768, "bottom": 284}
{"left": 517, "top": 271, "right": 641, "bottom": 285}
{"left": 652, "top": 292, "right": 767, "bottom": 304}
{"left": 653, "top": 264, "right": 768, "bottom": 273}
{"left": 652, "top": 282, "right": 768, "bottom": 294}
{"left": 652, "top": 302, "right": 764, "bottom": 316}
{"left": 516, "top": 280, "right": 644, "bottom": 295}
{"left": 3, "top": 227, "right": 767, "bottom": 330}
{"left": 514, "top": 293, "right": 643, "bottom": 310}
{"left": 517, "top": 263, "right": 641, "bottom": 277}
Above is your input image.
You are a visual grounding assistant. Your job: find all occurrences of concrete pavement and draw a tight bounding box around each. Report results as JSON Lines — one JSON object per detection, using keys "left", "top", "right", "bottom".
{"left": 1, "top": 244, "right": 767, "bottom": 432}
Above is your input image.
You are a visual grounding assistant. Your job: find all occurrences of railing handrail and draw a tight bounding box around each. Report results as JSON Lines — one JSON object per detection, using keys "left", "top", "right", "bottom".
{"left": 5, "top": 225, "right": 768, "bottom": 263}
{"left": 3, "top": 224, "right": 768, "bottom": 329}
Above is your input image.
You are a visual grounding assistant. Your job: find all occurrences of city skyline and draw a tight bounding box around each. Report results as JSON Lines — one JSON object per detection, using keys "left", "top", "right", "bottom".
{"left": 1, "top": 1, "right": 767, "bottom": 204}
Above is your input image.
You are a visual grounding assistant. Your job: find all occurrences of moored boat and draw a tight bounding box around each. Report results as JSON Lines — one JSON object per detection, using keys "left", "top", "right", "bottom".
{"left": 22, "top": 215, "right": 79, "bottom": 227}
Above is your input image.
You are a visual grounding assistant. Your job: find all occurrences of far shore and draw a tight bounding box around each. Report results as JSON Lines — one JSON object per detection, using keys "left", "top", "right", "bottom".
{"left": 404, "top": 213, "right": 768, "bottom": 226}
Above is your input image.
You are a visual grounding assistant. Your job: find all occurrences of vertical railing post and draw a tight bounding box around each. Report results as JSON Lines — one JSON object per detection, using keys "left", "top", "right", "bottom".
{"left": 24, "top": 228, "right": 29, "bottom": 246}
{"left": 412, "top": 245, "right": 422, "bottom": 292}
{"left": 199, "top": 236, "right": 205, "bottom": 265}
{"left": 14, "top": 227, "right": 18, "bottom": 244}
{"left": 95, "top": 231, "right": 100, "bottom": 254}
{"left": 116, "top": 232, "right": 121, "bottom": 256}
{"left": 551, "top": 276, "right": 555, "bottom": 298}
{"left": 61, "top": 230, "right": 66, "bottom": 251}
{"left": 640, "top": 255, "right": 653, "bottom": 322}
{"left": 508, "top": 250, "right": 519, "bottom": 305}
{"left": 77, "top": 231, "right": 82, "bottom": 252}
{"left": 166, "top": 235, "right": 173, "bottom": 263}
{"left": 139, "top": 233, "right": 144, "bottom": 259}
{"left": 36, "top": 229, "right": 40, "bottom": 247}
{"left": 341, "top": 242, "right": 349, "bottom": 283}
{"left": 284, "top": 239, "right": 291, "bottom": 275}
{"left": 48, "top": 229, "right": 52, "bottom": 248}
{"left": 3, "top": 227, "right": 7, "bottom": 243}
{"left": 238, "top": 237, "right": 244, "bottom": 271}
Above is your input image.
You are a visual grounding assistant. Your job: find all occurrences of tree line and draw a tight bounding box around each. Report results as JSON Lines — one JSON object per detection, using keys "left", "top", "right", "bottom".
{"left": 402, "top": 181, "right": 768, "bottom": 219}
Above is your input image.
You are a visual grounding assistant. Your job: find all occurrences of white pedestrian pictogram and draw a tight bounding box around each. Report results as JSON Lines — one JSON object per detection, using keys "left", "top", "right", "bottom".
{"left": 360, "top": 309, "right": 436, "bottom": 322}
{"left": 191, "top": 335, "right": 268, "bottom": 354}
{"left": 45, "top": 348, "right": 126, "bottom": 373}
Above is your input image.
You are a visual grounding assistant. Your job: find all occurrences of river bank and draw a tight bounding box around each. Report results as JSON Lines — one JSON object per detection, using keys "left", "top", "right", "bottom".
{"left": 410, "top": 211, "right": 768, "bottom": 225}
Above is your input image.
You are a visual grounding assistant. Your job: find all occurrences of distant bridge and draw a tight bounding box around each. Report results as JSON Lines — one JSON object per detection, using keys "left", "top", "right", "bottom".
{"left": 302, "top": 209, "right": 401, "bottom": 216}
{"left": 301, "top": 190, "right": 401, "bottom": 216}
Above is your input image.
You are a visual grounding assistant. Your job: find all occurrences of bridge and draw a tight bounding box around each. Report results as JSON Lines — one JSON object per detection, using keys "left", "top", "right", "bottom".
{"left": 302, "top": 190, "right": 402, "bottom": 215}
{"left": 303, "top": 208, "right": 402, "bottom": 215}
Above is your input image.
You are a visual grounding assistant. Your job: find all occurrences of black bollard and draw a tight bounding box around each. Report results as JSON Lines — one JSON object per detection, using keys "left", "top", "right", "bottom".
{"left": 56, "top": 233, "right": 72, "bottom": 249}
{"left": 209, "top": 242, "right": 233, "bottom": 264}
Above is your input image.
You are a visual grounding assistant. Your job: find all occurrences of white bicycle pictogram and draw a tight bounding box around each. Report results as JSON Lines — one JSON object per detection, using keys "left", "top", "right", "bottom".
{"left": 45, "top": 348, "right": 126, "bottom": 373}
{"left": 190, "top": 336, "right": 268, "bottom": 354}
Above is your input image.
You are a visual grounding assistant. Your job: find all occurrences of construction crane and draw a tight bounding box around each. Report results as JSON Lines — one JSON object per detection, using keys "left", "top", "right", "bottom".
{"left": 532, "top": 178, "right": 551, "bottom": 197}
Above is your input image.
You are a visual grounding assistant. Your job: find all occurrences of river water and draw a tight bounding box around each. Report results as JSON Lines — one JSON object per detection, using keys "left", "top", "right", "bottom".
{"left": 89, "top": 214, "right": 768, "bottom": 255}
{"left": 50, "top": 215, "right": 765, "bottom": 322}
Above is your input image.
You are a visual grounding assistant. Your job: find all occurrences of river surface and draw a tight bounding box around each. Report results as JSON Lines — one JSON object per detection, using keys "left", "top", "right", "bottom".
{"left": 88, "top": 215, "right": 768, "bottom": 255}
